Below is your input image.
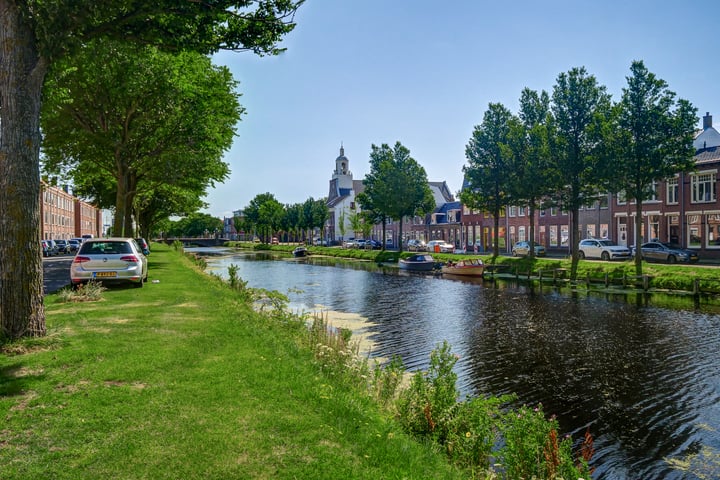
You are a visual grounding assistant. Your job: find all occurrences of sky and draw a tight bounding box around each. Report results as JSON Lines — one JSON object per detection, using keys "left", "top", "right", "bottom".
{"left": 203, "top": 0, "right": 720, "bottom": 219}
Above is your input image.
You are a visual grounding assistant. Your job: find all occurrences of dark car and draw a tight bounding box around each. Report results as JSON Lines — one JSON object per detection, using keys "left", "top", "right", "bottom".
{"left": 636, "top": 241, "right": 699, "bottom": 264}
{"left": 135, "top": 238, "right": 150, "bottom": 255}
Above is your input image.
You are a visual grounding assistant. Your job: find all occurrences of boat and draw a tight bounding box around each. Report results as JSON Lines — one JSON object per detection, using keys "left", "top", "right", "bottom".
{"left": 292, "top": 246, "right": 309, "bottom": 257}
{"left": 398, "top": 254, "right": 438, "bottom": 272}
{"left": 441, "top": 258, "right": 484, "bottom": 277}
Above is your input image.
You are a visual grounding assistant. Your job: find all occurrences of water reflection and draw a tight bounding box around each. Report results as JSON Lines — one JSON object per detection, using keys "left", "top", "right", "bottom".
{"left": 202, "top": 250, "right": 720, "bottom": 479}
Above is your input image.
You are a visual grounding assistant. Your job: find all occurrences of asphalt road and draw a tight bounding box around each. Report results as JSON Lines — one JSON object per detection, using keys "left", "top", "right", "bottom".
{"left": 43, "top": 255, "right": 73, "bottom": 294}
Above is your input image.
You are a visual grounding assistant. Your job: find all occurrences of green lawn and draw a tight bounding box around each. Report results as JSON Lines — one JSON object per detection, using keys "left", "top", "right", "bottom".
{"left": 0, "top": 244, "right": 463, "bottom": 480}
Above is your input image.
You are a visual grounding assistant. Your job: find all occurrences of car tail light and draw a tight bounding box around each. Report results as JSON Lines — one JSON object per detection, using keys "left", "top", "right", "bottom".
{"left": 120, "top": 255, "right": 140, "bottom": 263}
{"left": 73, "top": 256, "right": 91, "bottom": 263}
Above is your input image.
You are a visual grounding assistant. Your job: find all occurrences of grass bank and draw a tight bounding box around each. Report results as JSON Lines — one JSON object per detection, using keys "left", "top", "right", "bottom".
{"left": 1, "top": 244, "right": 463, "bottom": 479}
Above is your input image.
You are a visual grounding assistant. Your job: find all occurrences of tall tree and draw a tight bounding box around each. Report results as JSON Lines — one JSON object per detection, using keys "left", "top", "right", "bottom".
{"left": 506, "top": 88, "right": 554, "bottom": 258}
{"left": 550, "top": 67, "right": 612, "bottom": 280}
{"left": 609, "top": 60, "right": 697, "bottom": 275}
{"left": 364, "top": 142, "right": 435, "bottom": 253}
{"left": 41, "top": 40, "right": 239, "bottom": 237}
{"left": 1, "top": 0, "right": 302, "bottom": 339}
{"left": 461, "top": 103, "right": 514, "bottom": 260}
{"left": 244, "top": 193, "right": 284, "bottom": 243}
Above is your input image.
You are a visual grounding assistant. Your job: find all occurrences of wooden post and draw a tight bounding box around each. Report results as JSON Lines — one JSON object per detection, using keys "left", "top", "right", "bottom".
{"left": 604, "top": 273, "right": 609, "bottom": 288}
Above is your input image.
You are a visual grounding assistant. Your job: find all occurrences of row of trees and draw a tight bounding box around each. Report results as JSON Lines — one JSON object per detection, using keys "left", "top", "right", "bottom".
{"left": 1, "top": 1, "right": 304, "bottom": 339}
{"left": 236, "top": 193, "right": 328, "bottom": 244}
{"left": 461, "top": 61, "right": 697, "bottom": 279}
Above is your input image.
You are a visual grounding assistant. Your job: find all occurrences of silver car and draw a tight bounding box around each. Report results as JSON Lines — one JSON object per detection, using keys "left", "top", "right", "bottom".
{"left": 70, "top": 238, "right": 148, "bottom": 288}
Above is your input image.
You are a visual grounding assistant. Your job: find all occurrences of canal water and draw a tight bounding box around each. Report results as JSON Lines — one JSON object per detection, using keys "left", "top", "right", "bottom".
{"left": 201, "top": 249, "right": 720, "bottom": 480}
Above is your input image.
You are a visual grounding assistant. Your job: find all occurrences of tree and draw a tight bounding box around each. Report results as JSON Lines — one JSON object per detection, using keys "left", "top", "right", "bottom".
{"left": 550, "top": 67, "right": 612, "bottom": 280}
{"left": 243, "top": 193, "right": 284, "bottom": 243}
{"left": 41, "top": 40, "right": 239, "bottom": 237}
{"left": 461, "top": 103, "right": 514, "bottom": 260}
{"left": 506, "top": 89, "right": 554, "bottom": 259}
{"left": 0, "top": 0, "right": 301, "bottom": 339}
{"left": 607, "top": 61, "right": 698, "bottom": 275}
{"left": 167, "top": 213, "right": 223, "bottom": 238}
{"left": 364, "top": 142, "right": 435, "bottom": 253}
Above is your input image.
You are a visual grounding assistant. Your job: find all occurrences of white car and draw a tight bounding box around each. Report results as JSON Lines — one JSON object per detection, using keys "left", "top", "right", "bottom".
{"left": 578, "top": 239, "right": 631, "bottom": 261}
{"left": 426, "top": 240, "right": 454, "bottom": 253}
{"left": 70, "top": 238, "right": 148, "bottom": 287}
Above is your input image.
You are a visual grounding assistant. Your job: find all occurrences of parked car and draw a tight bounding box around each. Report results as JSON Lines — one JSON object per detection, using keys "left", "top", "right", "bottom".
{"left": 426, "top": 240, "right": 454, "bottom": 253}
{"left": 135, "top": 237, "right": 150, "bottom": 255}
{"left": 54, "top": 239, "right": 71, "bottom": 254}
{"left": 366, "top": 239, "right": 382, "bottom": 249}
{"left": 70, "top": 238, "right": 148, "bottom": 288}
{"left": 578, "top": 239, "right": 632, "bottom": 261}
{"left": 67, "top": 239, "right": 81, "bottom": 252}
{"left": 407, "top": 239, "right": 427, "bottom": 251}
{"left": 511, "top": 241, "right": 546, "bottom": 257}
{"left": 634, "top": 241, "right": 699, "bottom": 264}
{"left": 342, "top": 238, "right": 356, "bottom": 248}
{"left": 41, "top": 240, "right": 55, "bottom": 257}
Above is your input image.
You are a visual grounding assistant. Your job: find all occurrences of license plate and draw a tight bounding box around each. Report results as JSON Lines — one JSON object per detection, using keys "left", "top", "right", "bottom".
{"left": 94, "top": 271, "right": 117, "bottom": 278}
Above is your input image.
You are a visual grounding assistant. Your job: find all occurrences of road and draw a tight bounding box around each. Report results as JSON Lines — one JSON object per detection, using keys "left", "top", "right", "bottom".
{"left": 43, "top": 255, "right": 72, "bottom": 294}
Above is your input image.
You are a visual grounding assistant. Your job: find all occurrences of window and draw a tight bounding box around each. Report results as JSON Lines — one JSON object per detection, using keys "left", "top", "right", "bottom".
{"left": 648, "top": 215, "right": 660, "bottom": 241}
{"left": 518, "top": 206, "right": 526, "bottom": 216}
{"left": 550, "top": 207, "right": 557, "bottom": 216}
{"left": 599, "top": 196, "right": 609, "bottom": 209}
{"left": 706, "top": 214, "right": 720, "bottom": 248}
{"left": 509, "top": 206, "right": 517, "bottom": 217}
{"left": 539, "top": 209, "right": 546, "bottom": 217}
{"left": 549, "top": 226, "right": 558, "bottom": 247}
{"left": 560, "top": 225, "right": 569, "bottom": 247}
{"left": 617, "top": 191, "right": 626, "bottom": 205}
{"left": 586, "top": 224, "right": 596, "bottom": 239}
{"left": 691, "top": 172, "right": 716, "bottom": 203}
{"left": 687, "top": 214, "right": 701, "bottom": 247}
{"left": 518, "top": 226, "right": 526, "bottom": 242}
{"left": 600, "top": 224, "right": 608, "bottom": 239}
{"left": 666, "top": 177, "right": 679, "bottom": 204}
{"left": 649, "top": 181, "right": 659, "bottom": 202}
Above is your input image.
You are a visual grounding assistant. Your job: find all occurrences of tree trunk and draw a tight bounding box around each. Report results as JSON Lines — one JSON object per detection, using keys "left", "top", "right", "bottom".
{"left": 492, "top": 212, "right": 500, "bottom": 261}
{"left": 529, "top": 202, "right": 536, "bottom": 259}
{"left": 634, "top": 201, "right": 644, "bottom": 277}
{"left": 0, "top": 3, "right": 47, "bottom": 338}
{"left": 570, "top": 206, "right": 580, "bottom": 281}
{"left": 398, "top": 216, "right": 404, "bottom": 253}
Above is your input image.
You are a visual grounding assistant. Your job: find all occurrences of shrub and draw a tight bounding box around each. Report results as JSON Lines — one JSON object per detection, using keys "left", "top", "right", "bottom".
{"left": 57, "top": 281, "right": 106, "bottom": 302}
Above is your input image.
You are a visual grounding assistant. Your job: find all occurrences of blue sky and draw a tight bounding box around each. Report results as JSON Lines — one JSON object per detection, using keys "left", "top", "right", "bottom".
{"left": 205, "top": 0, "right": 720, "bottom": 218}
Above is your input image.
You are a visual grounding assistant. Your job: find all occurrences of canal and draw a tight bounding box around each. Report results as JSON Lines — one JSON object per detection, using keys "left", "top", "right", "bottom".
{"left": 201, "top": 249, "right": 720, "bottom": 479}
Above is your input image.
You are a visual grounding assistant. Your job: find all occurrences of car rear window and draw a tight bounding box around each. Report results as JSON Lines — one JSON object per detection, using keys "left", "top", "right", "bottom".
{"left": 80, "top": 241, "right": 132, "bottom": 255}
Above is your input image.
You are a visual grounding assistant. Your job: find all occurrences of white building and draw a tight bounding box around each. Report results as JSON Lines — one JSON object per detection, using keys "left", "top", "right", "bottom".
{"left": 326, "top": 145, "right": 364, "bottom": 243}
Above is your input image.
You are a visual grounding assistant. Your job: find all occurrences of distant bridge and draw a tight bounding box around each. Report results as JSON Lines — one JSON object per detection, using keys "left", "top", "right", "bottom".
{"left": 158, "top": 237, "right": 229, "bottom": 247}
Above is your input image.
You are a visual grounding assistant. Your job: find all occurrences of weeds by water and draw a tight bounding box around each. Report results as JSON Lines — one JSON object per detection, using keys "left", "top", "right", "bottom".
{"left": 305, "top": 316, "right": 595, "bottom": 478}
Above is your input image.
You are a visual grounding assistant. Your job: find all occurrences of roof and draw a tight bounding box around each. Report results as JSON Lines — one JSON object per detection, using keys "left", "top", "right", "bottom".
{"left": 694, "top": 127, "right": 720, "bottom": 150}
{"left": 695, "top": 146, "right": 720, "bottom": 165}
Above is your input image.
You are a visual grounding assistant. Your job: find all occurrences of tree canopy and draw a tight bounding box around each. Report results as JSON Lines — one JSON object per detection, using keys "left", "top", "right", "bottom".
{"left": 461, "top": 103, "right": 514, "bottom": 259}
{"left": 608, "top": 60, "right": 697, "bottom": 275}
{"left": 0, "top": 0, "right": 302, "bottom": 339}
{"left": 362, "top": 142, "right": 435, "bottom": 252}
{"left": 41, "top": 40, "right": 240, "bottom": 237}
{"left": 550, "top": 67, "right": 612, "bottom": 279}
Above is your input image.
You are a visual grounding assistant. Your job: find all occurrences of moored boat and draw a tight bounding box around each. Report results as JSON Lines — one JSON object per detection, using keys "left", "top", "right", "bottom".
{"left": 398, "top": 254, "right": 438, "bottom": 272}
{"left": 441, "top": 258, "right": 484, "bottom": 276}
{"left": 292, "top": 246, "right": 309, "bottom": 257}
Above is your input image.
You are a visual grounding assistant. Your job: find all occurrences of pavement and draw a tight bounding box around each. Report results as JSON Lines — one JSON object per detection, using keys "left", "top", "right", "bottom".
{"left": 43, "top": 255, "right": 72, "bottom": 294}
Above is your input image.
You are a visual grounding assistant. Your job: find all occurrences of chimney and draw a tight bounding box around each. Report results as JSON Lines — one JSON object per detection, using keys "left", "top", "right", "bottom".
{"left": 703, "top": 112, "right": 712, "bottom": 130}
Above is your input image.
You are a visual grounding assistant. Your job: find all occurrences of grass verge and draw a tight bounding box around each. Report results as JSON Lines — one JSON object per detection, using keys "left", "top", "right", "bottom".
{"left": 0, "top": 243, "right": 463, "bottom": 480}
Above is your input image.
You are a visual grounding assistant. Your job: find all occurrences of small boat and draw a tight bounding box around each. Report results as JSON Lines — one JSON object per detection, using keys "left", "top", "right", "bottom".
{"left": 292, "top": 246, "right": 309, "bottom": 257}
{"left": 441, "top": 258, "right": 484, "bottom": 277}
{"left": 398, "top": 254, "right": 438, "bottom": 272}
